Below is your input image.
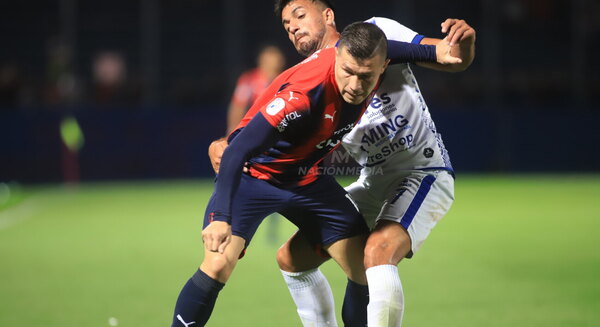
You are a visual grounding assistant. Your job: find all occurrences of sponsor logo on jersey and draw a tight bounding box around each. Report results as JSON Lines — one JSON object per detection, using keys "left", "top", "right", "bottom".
{"left": 266, "top": 98, "right": 286, "bottom": 115}
{"left": 316, "top": 123, "right": 355, "bottom": 150}
{"left": 366, "top": 134, "right": 414, "bottom": 164}
{"left": 334, "top": 122, "right": 355, "bottom": 135}
{"left": 361, "top": 114, "right": 409, "bottom": 146}
{"left": 277, "top": 111, "right": 303, "bottom": 132}
{"left": 369, "top": 93, "right": 392, "bottom": 109}
{"left": 316, "top": 138, "right": 340, "bottom": 150}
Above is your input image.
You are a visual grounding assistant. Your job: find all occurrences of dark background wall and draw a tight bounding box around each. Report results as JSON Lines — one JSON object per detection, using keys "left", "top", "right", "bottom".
{"left": 1, "top": 0, "right": 599, "bottom": 182}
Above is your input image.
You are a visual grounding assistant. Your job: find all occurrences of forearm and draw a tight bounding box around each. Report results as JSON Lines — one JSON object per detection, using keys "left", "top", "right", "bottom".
{"left": 416, "top": 31, "right": 475, "bottom": 72}
{"left": 387, "top": 40, "right": 437, "bottom": 63}
{"left": 227, "top": 103, "right": 247, "bottom": 134}
{"left": 211, "top": 113, "right": 279, "bottom": 223}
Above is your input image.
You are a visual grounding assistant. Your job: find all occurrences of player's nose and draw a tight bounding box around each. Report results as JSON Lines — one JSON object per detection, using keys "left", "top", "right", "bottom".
{"left": 288, "top": 23, "right": 300, "bottom": 35}
{"left": 348, "top": 76, "right": 363, "bottom": 93}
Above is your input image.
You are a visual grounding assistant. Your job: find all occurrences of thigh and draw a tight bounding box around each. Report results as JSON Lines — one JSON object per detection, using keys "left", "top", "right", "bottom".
{"left": 282, "top": 175, "right": 369, "bottom": 249}
{"left": 376, "top": 170, "right": 455, "bottom": 257}
{"left": 345, "top": 179, "right": 384, "bottom": 230}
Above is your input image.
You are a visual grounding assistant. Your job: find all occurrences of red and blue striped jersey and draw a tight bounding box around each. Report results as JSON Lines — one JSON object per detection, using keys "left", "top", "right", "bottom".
{"left": 229, "top": 48, "right": 374, "bottom": 186}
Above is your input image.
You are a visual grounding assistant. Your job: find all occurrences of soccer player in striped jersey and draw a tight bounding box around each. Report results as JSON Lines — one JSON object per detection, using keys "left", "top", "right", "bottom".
{"left": 210, "top": 1, "right": 475, "bottom": 326}
{"left": 172, "top": 22, "right": 460, "bottom": 327}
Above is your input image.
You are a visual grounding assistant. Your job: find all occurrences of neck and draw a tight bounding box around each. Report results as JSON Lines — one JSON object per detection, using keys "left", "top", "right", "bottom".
{"left": 318, "top": 30, "right": 340, "bottom": 51}
{"left": 319, "top": 27, "right": 340, "bottom": 50}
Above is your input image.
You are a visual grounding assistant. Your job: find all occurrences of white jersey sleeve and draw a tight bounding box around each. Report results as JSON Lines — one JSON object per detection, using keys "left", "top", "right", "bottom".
{"left": 365, "top": 17, "right": 423, "bottom": 44}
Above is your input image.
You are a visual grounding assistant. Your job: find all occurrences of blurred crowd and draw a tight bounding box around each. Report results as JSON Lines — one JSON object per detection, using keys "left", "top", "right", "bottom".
{"left": 0, "top": 43, "right": 140, "bottom": 110}
{"left": 0, "top": 0, "right": 598, "bottom": 112}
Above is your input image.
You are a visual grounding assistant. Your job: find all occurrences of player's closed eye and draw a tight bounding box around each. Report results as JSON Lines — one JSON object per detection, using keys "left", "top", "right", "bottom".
{"left": 342, "top": 68, "right": 354, "bottom": 77}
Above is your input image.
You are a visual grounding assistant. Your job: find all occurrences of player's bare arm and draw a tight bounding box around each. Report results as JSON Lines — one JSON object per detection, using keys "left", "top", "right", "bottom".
{"left": 227, "top": 103, "right": 247, "bottom": 135}
{"left": 205, "top": 113, "right": 283, "bottom": 255}
{"left": 418, "top": 18, "right": 476, "bottom": 72}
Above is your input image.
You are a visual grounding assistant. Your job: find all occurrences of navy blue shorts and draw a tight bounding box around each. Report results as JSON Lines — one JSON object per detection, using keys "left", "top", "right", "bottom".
{"left": 203, "top": 173, "right": 368, "bottom": 253}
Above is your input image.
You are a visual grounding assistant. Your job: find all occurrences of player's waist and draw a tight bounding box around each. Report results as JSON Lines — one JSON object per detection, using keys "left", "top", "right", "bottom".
{"left": 247, "top": 163, "right": 320, "bottom": 188}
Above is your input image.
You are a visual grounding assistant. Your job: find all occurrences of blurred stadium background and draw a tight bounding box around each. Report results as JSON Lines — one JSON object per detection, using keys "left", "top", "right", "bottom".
{"left": 1, "top": 0, "right": 599, "bottom": 326}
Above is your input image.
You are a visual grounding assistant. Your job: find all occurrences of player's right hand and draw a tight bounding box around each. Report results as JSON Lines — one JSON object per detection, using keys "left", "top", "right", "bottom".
{"left": 208, "top": 137, "right": 228, "bottom": 173}
{"left": 435, "top": 40, "right": 463, "bottom": 65}
{"left": 202, "top": 221, "right": 232, "bottom": 254}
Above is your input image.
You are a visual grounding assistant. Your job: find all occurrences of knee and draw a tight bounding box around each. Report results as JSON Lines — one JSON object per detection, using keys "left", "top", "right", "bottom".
{"left": 202, "top": 254, "right": 236, "bottom": 281}
{"left": 276, "top": 243, "right": 294, "bottom": 271}
{"left": 364, "top": 232, "right": 410, "bottom": 268}
{"left": 277, "top": 238, "right": 329, "bottom": 272}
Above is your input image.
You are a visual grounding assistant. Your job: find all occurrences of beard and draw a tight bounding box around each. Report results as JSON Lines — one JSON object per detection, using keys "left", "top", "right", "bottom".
{"left": 296, "top": 28, "right": 326, "bottom": 57}
{"left": 298, "top": 40, "right": 319, "bottom": 57}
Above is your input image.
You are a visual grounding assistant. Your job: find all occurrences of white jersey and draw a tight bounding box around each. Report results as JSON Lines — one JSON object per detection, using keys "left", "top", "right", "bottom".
{"left": 342, "top": 17, "right": 453, "bottom": 175}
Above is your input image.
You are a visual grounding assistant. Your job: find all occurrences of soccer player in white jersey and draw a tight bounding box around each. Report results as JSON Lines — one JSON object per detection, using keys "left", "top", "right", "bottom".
{"left": 209, "top": 1, "right": 475, "bottom": 326}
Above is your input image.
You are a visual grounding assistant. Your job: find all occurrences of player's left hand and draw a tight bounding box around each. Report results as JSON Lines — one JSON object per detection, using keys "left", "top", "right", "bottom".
{"left": 441, "top": 18, "right": 476, "bottom": 46}
{"left": 202, "top": 221, "right": 232, "bottom": 254}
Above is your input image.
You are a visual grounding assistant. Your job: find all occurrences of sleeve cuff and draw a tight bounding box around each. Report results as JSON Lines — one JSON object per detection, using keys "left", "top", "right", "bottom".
{"left": 209, "top": 211, "right": 232, "bottom": 224}
{"left": 412, "top": 34, "right": 425, "bottom": 44}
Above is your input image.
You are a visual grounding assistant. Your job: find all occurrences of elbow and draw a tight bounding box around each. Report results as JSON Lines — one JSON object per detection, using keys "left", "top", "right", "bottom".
{"left": 448, "top": 56, "right": 474, "bottom": 73}
{"left": 448, "top": 64, "right": 468, "bottom": 73}
{"left": 435, "top": 64, "right": 467, "bottom": 73}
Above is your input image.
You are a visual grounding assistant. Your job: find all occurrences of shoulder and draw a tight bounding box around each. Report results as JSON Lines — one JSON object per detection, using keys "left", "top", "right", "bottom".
{"left": 294, "top": 48, "right": 335, "bottom": 73}
{"left": 259, "top": 89, "right": 312, "bottom": 132}
{"left": 364, "top": 17, "right": 421, "bottom": 43}
{"left": 276, "top": 48, "right": 335, "bottom": 93}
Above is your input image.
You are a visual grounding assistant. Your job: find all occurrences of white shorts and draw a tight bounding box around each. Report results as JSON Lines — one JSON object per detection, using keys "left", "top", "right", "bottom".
{"left": 345, "top": 169, "right": 454, "bottom": 257}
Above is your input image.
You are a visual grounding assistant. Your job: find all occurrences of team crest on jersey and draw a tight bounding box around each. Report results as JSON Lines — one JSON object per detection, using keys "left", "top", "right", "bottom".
{"left": 423, "top": 148, "right": 434, "bottom": 158}
{"left": 266, "top": 98, "right": 286, "bottom": 115}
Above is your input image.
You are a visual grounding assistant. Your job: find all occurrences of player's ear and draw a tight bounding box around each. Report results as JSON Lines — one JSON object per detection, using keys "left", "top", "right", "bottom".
{"left": 381, "top": 58, "right": 390, "bottom": 74}
{"left": 323, "top": 8, "right": 335, "bottom": 26}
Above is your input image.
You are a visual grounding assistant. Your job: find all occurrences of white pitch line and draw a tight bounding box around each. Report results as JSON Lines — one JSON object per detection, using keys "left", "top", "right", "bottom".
{"left": 0, "top": 198, "right": 38, "bottom": 230}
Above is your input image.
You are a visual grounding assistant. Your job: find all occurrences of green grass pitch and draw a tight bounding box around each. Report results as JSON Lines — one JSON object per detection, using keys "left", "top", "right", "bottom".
{"left": 0, "top": 175, "right": 599, "bottom": 326}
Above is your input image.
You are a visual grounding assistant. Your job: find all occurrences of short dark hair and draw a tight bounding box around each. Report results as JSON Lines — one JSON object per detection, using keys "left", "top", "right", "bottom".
{"left": 338, "top": 22, "right": 387, "bottom": 60}
{"left": 274, "top": 0, "right": 335, "bottom": 18}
